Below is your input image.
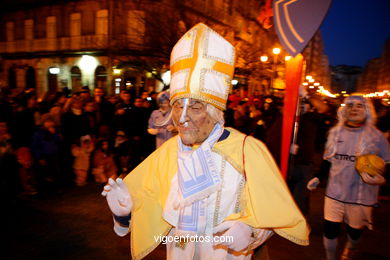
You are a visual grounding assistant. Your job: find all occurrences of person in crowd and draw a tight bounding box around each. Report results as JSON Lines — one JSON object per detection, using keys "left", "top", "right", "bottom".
{"left": 102, "top": 23, "right": 309, "bottom": 260}
{"left": 113, "top": 130, "right": 133, "bottom": 175}
{"left": 83, "top": 99, "right": 98, "bottom": 137}
{"left": 132, "top": 97, "right": 151, "bottom": 161}
{"left": 11, "top": 94, "right": 40, "bottom": 149}
{"left": 31, "top": 119, "right": 62, "bottom": 191}
{"left": 93, "top": 87, "right": 115, "bottom": 130}
{"left": 15, "top": 147, "right": 37, "bottom": 196}
{"left": 147, "top": 91, "right": 177, "bottom": 149}
{"left": 307, "top": 94, "right": 390, "bottom": 260}
{"left": 38, "top": 104, "right": 63, "bottom": 127}
{"left": 62, "top": 98, "right": 90, "bottom": 144}
{"left": 71, "top": 135, "right": 94, "bottom": 186}
{"left": 79, "top": 86, "right": 91, "bottom": 102}
{"left": 288, "top": 96, "right": 335, "bottom": 215}
{"left": 233, "top": 100, "right": 251, "bottom": 134}
{"left": 92, "top": 138, "right": 118, "bottom": 183}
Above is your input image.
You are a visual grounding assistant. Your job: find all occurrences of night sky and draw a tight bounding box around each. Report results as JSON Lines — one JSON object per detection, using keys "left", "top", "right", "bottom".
{"left": 320, "top": 0, "right": 390, "bottom": 67}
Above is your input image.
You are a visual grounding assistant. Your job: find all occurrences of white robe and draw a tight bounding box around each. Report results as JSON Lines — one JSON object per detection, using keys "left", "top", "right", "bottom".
{"left": 163, "top": 151, "right": 272, "bottom": 260}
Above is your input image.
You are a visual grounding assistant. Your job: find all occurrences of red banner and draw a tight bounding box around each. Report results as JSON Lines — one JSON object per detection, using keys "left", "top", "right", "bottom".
{"left": 281, "top": 54, "right": 304, "bottom": 179}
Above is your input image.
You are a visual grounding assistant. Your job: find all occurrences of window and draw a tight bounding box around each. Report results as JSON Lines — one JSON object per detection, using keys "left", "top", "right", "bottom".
{"left": 127, "top": 10, "right": 145, "bottom": 45}
{"left": 70, "top": 13, "right": 81, "bottom": 37}
{"left": 46, "top": 16, "right": 56, "bottom": 39}
{"left": 96, "top": 10, "right": 108, "bottom": 35}
{"left": 6, "top": 22, "right": 14, "bottom": 41}
{"left": 24, "top": 20, "right": 34, "bottom": 40}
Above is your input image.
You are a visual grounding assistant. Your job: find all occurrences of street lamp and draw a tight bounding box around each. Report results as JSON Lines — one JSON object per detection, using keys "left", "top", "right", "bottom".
{"left": 260, "top": 55, "right": 268, "bottom": 62}
{"left": 272, "top": 47, "right": 281, "bottom": 55}
{"left": 260, "top": 47, "right": 288, "bottom": 94}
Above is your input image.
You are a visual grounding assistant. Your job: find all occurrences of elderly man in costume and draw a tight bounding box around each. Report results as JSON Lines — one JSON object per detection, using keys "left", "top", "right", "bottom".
{"left": 103, "top": 23, "right": 309, "bottom": 260}
{"left": 308, "top": 94, "right": 390, "bottom": 260}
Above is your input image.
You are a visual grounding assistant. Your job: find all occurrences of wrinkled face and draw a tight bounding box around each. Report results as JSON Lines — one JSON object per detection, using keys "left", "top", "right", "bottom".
{"left": 172, "top": 98, "right": 216, "bottom": 146}
{"left": 345, "top": 100, "right": 366, "bottom": 125}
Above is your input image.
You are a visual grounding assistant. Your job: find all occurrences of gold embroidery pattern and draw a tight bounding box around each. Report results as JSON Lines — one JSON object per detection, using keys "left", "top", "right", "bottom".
{"left": 132, "top": 225, "right": 172, "bottom": 260}
{"left": 213, "top": 158, "right": 226, "bottom": 227}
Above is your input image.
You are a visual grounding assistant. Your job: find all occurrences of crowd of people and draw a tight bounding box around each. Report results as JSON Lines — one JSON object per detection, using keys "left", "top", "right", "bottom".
{"left": 0, "top": 84, "right": 389, "bottom": 201}
{"left": 0, "top": 86, "right": 161, "bottom": 197}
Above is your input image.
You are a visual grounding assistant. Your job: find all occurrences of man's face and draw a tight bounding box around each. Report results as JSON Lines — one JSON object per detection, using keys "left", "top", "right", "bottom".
{"left": 172, "top": 98, "right": 216, "bottom": 146}
{"left": 345, "top": 100, "right": 366, "bottom": 124}
{"left": 134, "top": 98, "right": 143, "bottom": 107}
{"left": 121, "top": 93, "right": 131, "bottom": 102}
{"left": 84, "top": 102, "right": 96, "bottom": 112}
{"left": 94, "top": 88, "right": 104, "bottom": 97}
{"left": 43, "top": 120, "right": 56, "bottom": 134}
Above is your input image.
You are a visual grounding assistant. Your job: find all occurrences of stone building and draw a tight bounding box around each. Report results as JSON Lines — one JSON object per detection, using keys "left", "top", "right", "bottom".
{"left": 356, "top": 38, "right": 390, "bottom": 93}
{"left": 0, "top": 0, "right": 329, "bottom": 98}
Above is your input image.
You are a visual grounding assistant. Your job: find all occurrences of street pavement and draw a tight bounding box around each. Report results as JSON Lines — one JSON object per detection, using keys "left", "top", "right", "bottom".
{"left": 4, "top": 182, "right": 390, "bottom": 260}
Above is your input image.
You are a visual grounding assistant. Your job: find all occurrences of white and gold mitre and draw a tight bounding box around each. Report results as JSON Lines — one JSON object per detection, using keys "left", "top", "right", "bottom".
{"left": 169, "top": 23, "right": 236, "bottom": 110}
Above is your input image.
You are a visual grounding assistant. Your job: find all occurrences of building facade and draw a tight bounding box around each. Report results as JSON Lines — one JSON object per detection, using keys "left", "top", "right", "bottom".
{"left": 356, "top": 38, "right": 390, "bottom": 93}
{"left": 0, "top": 0, "right": 329, "bottom": 98}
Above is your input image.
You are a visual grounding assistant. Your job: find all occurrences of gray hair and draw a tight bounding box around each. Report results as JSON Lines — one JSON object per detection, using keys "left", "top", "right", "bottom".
{"left": 324, "top": 95, "right": 378, "bottom": 159}
{"left": 336, "top": 95, "right": 377, "bottom": 127}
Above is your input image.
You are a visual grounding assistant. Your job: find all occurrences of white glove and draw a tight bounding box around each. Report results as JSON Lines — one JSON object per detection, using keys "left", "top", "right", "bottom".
{"left": 101, "top": 178, "right": 133, "bottom": 216}
{"left": 360, "top": 172, "right": 386, "bottom": 185}
{"left": 307, "top": 177, "right": 320, "bottom": 191}
{"left": 213, "top": 221, "right": 253, "bottom": 252}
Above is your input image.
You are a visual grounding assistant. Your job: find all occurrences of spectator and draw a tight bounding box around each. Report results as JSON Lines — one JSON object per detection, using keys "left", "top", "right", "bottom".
{"left": 147, "top": 91, "right": 177, "bottom": 148}
{"left": 71, "top": 135, "right": 94, "bottom": 186}
{"left": 31, "top": 119, "right": 62, "bottom": 191}
{"left": 92, "top": 138, "right": 117, "bottom": 183}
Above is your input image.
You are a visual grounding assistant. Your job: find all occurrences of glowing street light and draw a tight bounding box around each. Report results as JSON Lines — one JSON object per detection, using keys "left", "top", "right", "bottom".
{"left": 49, "top": 67, "right": 60, "bottom": 74}
{"left": 79, "top": 55, "right": 98, "bottom": 74}
{"left": 113, "top": 69, "right": 122, "bottom": 75}
{"left": 272, "top": 47, "right": 281, "bottom": 55}
{"left": 260, "top": 55, "right": 269, "bottom": 62}
{"left": 285, "top": 56, "right": 292, "bottom": 61}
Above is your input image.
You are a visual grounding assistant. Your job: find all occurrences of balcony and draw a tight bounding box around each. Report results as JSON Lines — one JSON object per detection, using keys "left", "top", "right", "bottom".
{"left": 0, "top": 35, "right": 112, "bottom": 54}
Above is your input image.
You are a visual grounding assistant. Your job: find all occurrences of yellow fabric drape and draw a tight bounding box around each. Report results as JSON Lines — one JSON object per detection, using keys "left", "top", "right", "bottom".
{"left": 124, "top": 127, "right": 310, "bottom": 259}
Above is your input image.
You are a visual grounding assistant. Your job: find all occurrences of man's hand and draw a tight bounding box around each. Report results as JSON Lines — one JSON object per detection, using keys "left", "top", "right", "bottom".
{"left": 102, "top": 178, "right": 132, "bottom": 216}
{"left": 360, "top": 172, "right": 386, "bottom": 185}
{"left": 213, "top": 221, "right": 253, "bottom": 252}
{"left": 307, "top": 177, "right": 320, "bottom": 191}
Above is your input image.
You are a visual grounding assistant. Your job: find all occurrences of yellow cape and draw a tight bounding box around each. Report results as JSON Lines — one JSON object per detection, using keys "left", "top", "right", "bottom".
{"left": 124, "top": 128, "right": 310, "bottom": 259}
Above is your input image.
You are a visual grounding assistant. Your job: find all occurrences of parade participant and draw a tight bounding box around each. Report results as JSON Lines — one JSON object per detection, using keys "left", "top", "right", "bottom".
{"left": 307, "top": 95, "right": 390, "bottom": 260}
{"left": 147, "top": 91, "right": 177, "bottom": 148}
{"left": 102, "top": 23, "right": 309, "bottom": 260}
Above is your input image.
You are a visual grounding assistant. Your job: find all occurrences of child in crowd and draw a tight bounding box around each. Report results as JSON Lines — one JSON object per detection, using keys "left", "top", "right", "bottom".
{"left": 92, "top": 138, "right": 117, "bottom": 183}
{"left": 71, "top": 135, "right": 94, "bottom": 186}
